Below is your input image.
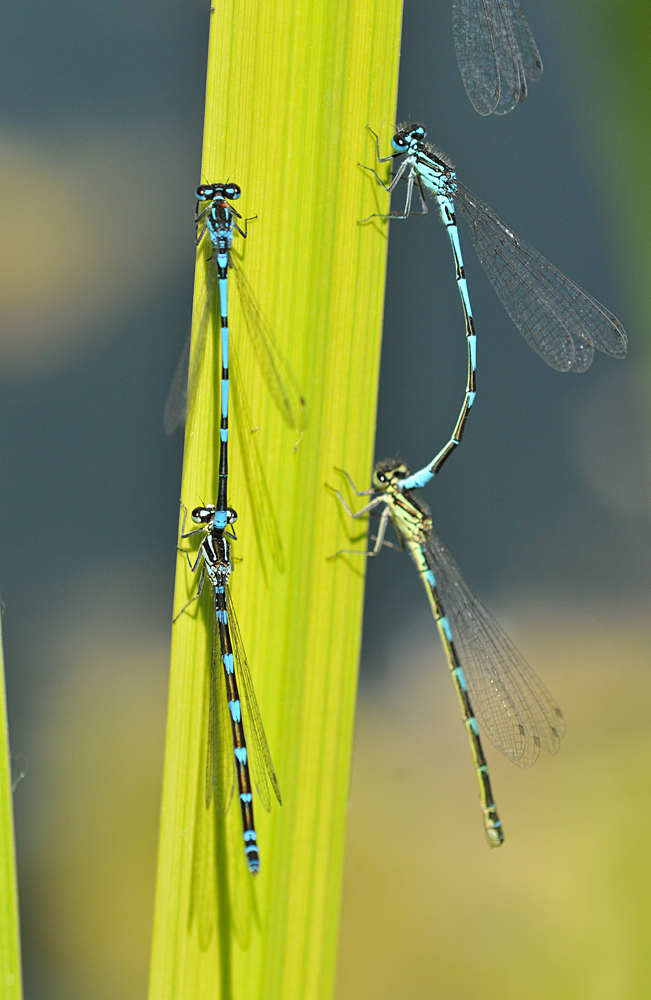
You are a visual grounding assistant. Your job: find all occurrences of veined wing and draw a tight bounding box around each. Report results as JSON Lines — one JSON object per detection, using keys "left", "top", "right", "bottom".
{"left": 230, "top": 343, "right": 285, "bottom": 576}
{"left": 233, "top": 259, "right": 307, "bottom": 433}
{"left": 425, "top": 527, "right": 565, "bottom": 767}
{"left": 452, "top": 0, "right": 541, "bottom": 116}
{"left": 163, "top": 257, "right": 217, "bottom": 435}
{"left": 490, "top": 0, "right": 527, "bottom": 114}
{"left": 226, "top": 585, "right": 282, "bottom": 811}
{"left": 163, "top": 332, "right": 190, "bottom": 436}
{"left": 164, "top": 255, "right": 307, "bottom": 436}
{"left": 452, "top": 0, "right": 500, "bottom": 116}
{"left": 454, "top": 180, "right": 627, "bottom": 371}
{"left": 507, "top": 0, "right": 542, "bottom": 82}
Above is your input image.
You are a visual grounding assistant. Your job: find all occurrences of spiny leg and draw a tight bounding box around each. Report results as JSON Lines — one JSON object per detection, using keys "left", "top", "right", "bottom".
{"left": 326, "top": 478, "right": 391, "bottom": 558}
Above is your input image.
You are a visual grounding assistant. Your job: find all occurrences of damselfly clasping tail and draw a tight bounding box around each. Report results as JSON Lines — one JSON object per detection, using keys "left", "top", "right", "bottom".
{"left": 360, "top": 124, "right": 627, "bottom": 375}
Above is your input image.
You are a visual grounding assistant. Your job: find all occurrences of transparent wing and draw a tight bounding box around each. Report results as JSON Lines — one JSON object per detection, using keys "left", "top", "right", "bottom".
{"left": 163, "top": 253, "right": 307, "bottom": 437}
{"left": 207, "top": 601, "right": 236, "bottom": 814}
{"left": 452, "top": 0, "right": 501, "bottom": 116}
{"left": 490, "top": 0, "right": 526, "bottom": 114}
{"left": 425, "top": 528, "right": 565, "bottom": 767}
{"left": 230, "top": 343, "right": 285, "bottom": 576}
{"left": 454, "top": 180, "right": 627, "bottom": 371}
{"left": 233, "top": 260, "right": 307, "bottom": 433}
{"left": 226, "top": 585, "right": 282, "bottom": 811}
{"left": 452, "top": 0, "right": 541, "bottom": 116}
{"left": 163, "top": 256, "right": 217, "bottom": 434}
{"left": 507, "top": 0, "right": 542, "bottom": 81}
{"left": 163, "top": 332, "right": 190, "bottom": 436}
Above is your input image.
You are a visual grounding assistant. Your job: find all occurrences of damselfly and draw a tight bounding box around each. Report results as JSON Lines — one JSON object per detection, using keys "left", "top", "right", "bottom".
{"left": 361, "top": 124, "right": 627, "bottom": 375}
{"left": 452, "top": 0, "right": 542, "bottom": 115}
{"left": 328, "top": 462, "right": 564, "bottom": 846}
{"left": 175, "top": 502, "right": 281, "bottom": 874}
{"left": 164, "top": 183, "right": 306, "bottom": 442}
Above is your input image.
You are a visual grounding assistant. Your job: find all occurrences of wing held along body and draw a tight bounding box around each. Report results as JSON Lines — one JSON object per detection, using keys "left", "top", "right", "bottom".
{"left": 425, "top": 527, "right": 565, "bottom": 767}
{"left": 454, "top": 181, "right": 627, "bottom": 372}
{"left": 226, "top": 586, "right": 282, "bottom": 811}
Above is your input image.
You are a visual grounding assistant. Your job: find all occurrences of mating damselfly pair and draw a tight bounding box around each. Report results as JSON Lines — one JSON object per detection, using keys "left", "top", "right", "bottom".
{"left": 326, "top": 121, "right": 626, "bottom": 844}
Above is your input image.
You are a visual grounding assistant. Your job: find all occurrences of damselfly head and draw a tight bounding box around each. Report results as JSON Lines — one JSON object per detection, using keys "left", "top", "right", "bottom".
{"left": 190, "top": 504, "right": 238, "bottom": 527}
{"left": 196, "top": 182, "right": 242, "bottom": 202}
{"left": 373, "top": 459, "right": 410, "bottom": 489}
{"left": 191, "top": 504, "right": 217, "bottom": 524}
{"left": 392, "top": 124, "right": 426, "bottom": 153}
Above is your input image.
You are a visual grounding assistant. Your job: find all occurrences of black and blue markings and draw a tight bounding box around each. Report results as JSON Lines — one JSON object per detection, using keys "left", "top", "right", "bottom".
{"left": 175, "top": 502, "right": 281, "bottom": 874}
{"left": 194, "top": 184, "right": 248, "bottom": 511}
{"left": 172, "top": 181, "right": 287, "bottom": 874}
{"left": 164, "top": 183, "right": 247, "bottom": 439}
{"left": 164, "top": 182, "right": 306, "bottom": 442}
{"left": 361, "top": 123, "right": 627, "bottom": 380}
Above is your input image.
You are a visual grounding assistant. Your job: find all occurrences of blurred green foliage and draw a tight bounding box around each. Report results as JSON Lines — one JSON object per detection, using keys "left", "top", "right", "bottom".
{"left": 570, "top": 0, "right": 651, "bottom": 337}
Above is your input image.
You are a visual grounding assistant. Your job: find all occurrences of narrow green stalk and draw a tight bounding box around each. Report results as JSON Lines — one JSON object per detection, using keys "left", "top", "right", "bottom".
{"left": 149, "top": 1, "right": 402, "bottom": 997}
{"left": 0, "top": 618, "right": 23, "bottom": 1000}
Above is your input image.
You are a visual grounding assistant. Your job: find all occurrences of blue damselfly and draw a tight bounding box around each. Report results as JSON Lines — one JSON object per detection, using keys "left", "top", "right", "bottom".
{"left": 164, "top": 183, "right": 306, "bottom": 442}
{"left": 175, "top": 502, "right": 281, "bottom": 874}
{"left": 361, "top": 124, "right": 627, "bottom": 380}
{"left": 452, "top": 0, "right": 542, "bottom": 115}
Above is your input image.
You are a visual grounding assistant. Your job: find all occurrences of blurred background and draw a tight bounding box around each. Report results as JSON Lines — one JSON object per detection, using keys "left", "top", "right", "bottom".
{"left": 0, "top": 0, "right": 649, "bottom": 997}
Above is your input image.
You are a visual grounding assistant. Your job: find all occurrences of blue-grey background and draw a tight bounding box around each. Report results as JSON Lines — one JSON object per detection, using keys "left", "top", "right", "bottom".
{"left": 365, "top": 0, "right": 649, "bottom": 675}
{"left": 0, "top": 0, "right": 647, "bottom": 997}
